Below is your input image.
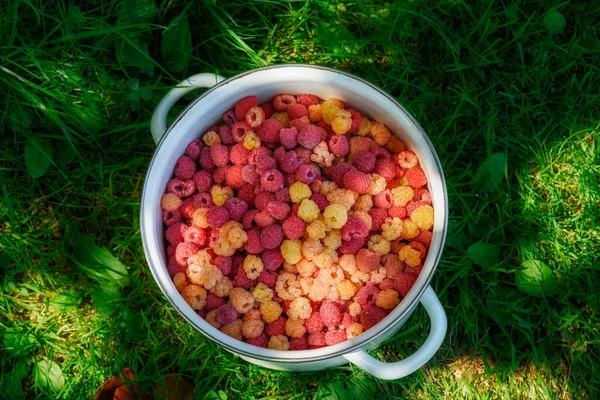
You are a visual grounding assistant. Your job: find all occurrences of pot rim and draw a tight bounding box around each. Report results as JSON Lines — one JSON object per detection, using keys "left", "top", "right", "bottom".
{"left": 141, "top": 64, "right": 448, "bottom": 362}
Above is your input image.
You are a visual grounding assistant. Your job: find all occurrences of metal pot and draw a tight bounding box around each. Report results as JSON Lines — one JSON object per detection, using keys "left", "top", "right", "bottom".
{"left": 142, "top": 65, "right": 448, "bottom": 380}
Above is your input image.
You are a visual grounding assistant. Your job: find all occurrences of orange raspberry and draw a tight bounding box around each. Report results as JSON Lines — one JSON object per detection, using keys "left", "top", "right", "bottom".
{"left": 375, "top": 289, "right": 400, "bottom": 310}
{"left": 285, "top": 318, "right": 307, "bottom": 338}
{"left": 259, "top": 300, "right": 283, "bottom": 323}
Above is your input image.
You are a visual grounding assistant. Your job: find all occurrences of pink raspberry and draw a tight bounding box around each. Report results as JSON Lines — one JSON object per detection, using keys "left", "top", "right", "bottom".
{"left": 355, "top": 284, "right": 380, "bottom": 307}
{"left": 216, "top": 304, "right": 238, "bottom": 325}
{"left": 193, "top": 192, "right": 213, "bottom": 209}
{"left": 260, "top": 170, "right": 284, "bottom": 192}
{"left": 373, "top": 190, "right": 393, "bottom": 209}
{"left": 341, "top": 215, "right": 369, "bottom": 241}
{"left": 205, "top": 205, "right": 229, "bottom": 228}
{"left": 339, "top": 313, "right": 354, "bottom": 330}
{"left": 285, "top": 173, "right": 296, "bottom": 187}
{"left": 205, "top": 294, "right": 226, "bottom": 311}
{"left": 388, "top": 206, "right": 407, "bottom": 219}
{"left": 297, "top": 94, "right": 320, "bottom": 106}
{"left": 309, "top": 193, "right": 329, "bottom": 212}
{"left": 287, "top": 103, "right": 308, "bottom": 120}
{"left": 245, "top": 106, "right": 265, "bottom": 128}
{"left": 374, "top": 159, "right": 396, "bottom": 182}
{"left": 352, "top": 152, "right": 376, "bottom": 173}
{"left": 319, "top": 301, "right": 342, "bottom": 327}
{"left": 340, "top": 236, "right": 367, "bottom": 255}
{"left": 305, "top": 312, "right": 324, "bottom": 334}
{"left": 368, "top": 208, "right": 388, "bottom": 231}
{"left": 193, "top": 171, "right": 213, "bottom": 192}
{"left": 167, "top": 257, "right": 185, "bottom": 277}
{"left": 379, "top": 278, "right": 397, "bottom": 291}
{"left": 258, "top": 270, "right": 278, "bottom": 288}
{"left": 412, "top": 188, "right": 432, "bottom": 204}
{"left": 162, "top": 210, "right": 181, "bottom": 226}
{"left": 325, "top": 330, "right": 347, "bottom": 346}
{"left": 257, "top": 119, "right": 283, "bottom": 143}
{"left": 231, "top": 254, "right": 244, "bottom": 276}
{"left": 255, "top": 211, "right": 275, "bottom": 228}
{"left": 273, "top": 94, "right": 297, "bottom": 111}
{"left": 199, "top": 146, "right": 215, "bottom": 170}
{"left": 245, "top": 229, "right": 264, "bottom": 254}
{"left": 267, "top": 201, "right": 290, "bottom": 220}
{"left": 249, "top": 147, "right": 272, "bottom": 165}
{"left": 174, "top": 155, "right": 196, "bottom": 180}
{"left": 213, "top": 167, "right": 227, "bottom": 185}
{"left": 289, "top": 116, "right": 310, "bottom": 131}
{"left": 406, "top": 200, "right": 428, "bottom": 216}
{"left": 255, "top": 154, "right": 278, "bottom": 175}
{"left": 210, "top": 144, "right": 230, "bottom": 167}
{"left": 221, "top": 109, "right": 238, "bottom": 126}
{"left": 278, "top": 151, "right": 304, "bottom": 174}
{"left": 349, "top": 136, "right": 373, "bottom": 155}
{"left": 405, "top": 168, "right": 427, "bottom": 188}
{"left": 225, "top": 165, "right": 245, "bottom": 189}
{"left": 310, "top": 177, "right": 323, "bottom": 194}
{"left": 214, "top": 255, "right": 233, "bottom": 276}
{"left": 260, "top": 224, "right": 284, "bottom": 250}
{"left": 327, "top": 163, "right": 355, "bottom": 187}
{"left": 224, "top": 197, "right": 249, "bottom": 222}
{"left": 371, "top": 148, "right": 391, "bottom": 161}
{"left": 282, "top": 215, "right": 306, "bottom": 240}
{"left": 273, "top": 146, "right": 285, "bottom": 163}
{"left": 241, "top": 164, "right": 260, "bottom": 185}
{"left": 167, "top": 244, "right": 177, "bottom": 257}
{"left": 290, "top": 337, "right": 309, "bottom": 350}
{"left": 328, "top": 135, "right": 349, "bottom": 157}
{"left": 279, "top": 127, "right": 299, "bottom": 150}
{"left": 218, "top": 125, "right": 234, "bottom": 145}
{"left": 346, "top": 108, "right": 361, "bottom": 134}
{"left": 232, "top": 267, "right": 257, "bottom": 289}
{"left": 179, "top": 198, "right": 195, "bottom": 220}
{"left": 231, "top": 121, "right": 252, "bottom": 143}
{"left": 360, "top": 305, "right": 387, "bottom": 330}
{"left": 343, "top": 170, "right": 370, "bottom": 194}
{"left": 185, "top": 139, "right": 203, "bottom": 161}
{"left": 414, "top": 230, "right": 433, "bottom": 249}
{"left": 295, "top": 164, "right": 318, "bottom": 185}
{"left": 242, "top": 210, "right": 259, "bottom": 230}
{"left": 175, "top": 242, "right": 199, "bottom": 266}
{"left": 261, "top": 102, "right": 275, "bottom": 119}
{"left": 265, "top": 316, "right": 286, "bottom": 336}
{"left": 298, "top": 125, "right": 325, "bottom": 150}
{"left": 356, "top": 248, "right": 381, "bottom": 273}
{"left": 307, "top": 332, "right": 326, "bottom": 349}
{"left": 294, "top": 147, "right": 313, "bottom": 165}
{"left": 183, "top": 226, "right": 206, "bottom": 247}
{"left": 235, "top": 95, "right": 259, "bottom": 120}
{"left": 165, "top": 222, "right": 188, "bottom": 244}
{"left": 230, "top": 143, "right": 250, "bottom": 165}
{"left": 262, "top": 248, "right": 284, "bottom": 272}
{"left": 246, "top": 332, "right": 268, "bottom": 348}
{"left": 167, "top": 178, "right": 196, "bottom": 198}
{"left": 255, "top": 192, "right": 275, "bottom": 211}
{"left": 237, "top": 184, "right": 256, "bottom": 207}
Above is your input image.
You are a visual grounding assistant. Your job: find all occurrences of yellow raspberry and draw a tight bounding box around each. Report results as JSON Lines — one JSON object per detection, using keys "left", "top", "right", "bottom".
{"left": 187, "top": 250, "right": 211, "bottom": 268}
{"left": 301, "top": 238, "right": 323, "bottom": 261}
{"left": 220, "top": 319, "right": 243, "bottom": 340}
{"left": 205, "top": 309, "right": 221, "bottom": 329}
{"left": 402, "top": 219, "right": 419, "bottom": 239}
{"left": 243, "top": 254, "right": 264, "bottom": 279}
{"left": 357, "top": 117, "right": 372, "bottom": 136}
{"left": 276, "top": 272, "right": 302, "bottom": 300}
{"left": 281, "top": 239, "right": 302, "bottom": 264}
{"left": 229, "top": 287, "right": 255, "bottom": 314}
{"left": 308, "top": 104, "right": 322, "bottom": 122}
{"left": 210, "top": 276, "right": 233, "bottom": 297}
{"left": 319, "top": 181, "right": 339, "bottom": 196}
{"left": 323, "top": 229, "right": 342, "bottom": 250}
{"left": 322, "top": 100, "right": 341, "bottom": 125}
{"left": 368, "top": 174, "right": 387, "bottom": 195}
{"left": 307, "top": 220, "right": 327, "bottom": 239}
{"left": 192, "top": 208, "right": 209, "bottom": 228}
{"left": 370, "top": 121, "right": 391, "bottom": 146}
{"left": 211, "top": 185, "right": 233, "bottom": 206}
{"left": 243, "top": 131, "right": 261, "bottom": 150}
{"left": 252, "top": 282, "right": 273, "bottom": 303}
{"left": 311, "top": 141, "right": 334, "bottom": 167}
{"left": 326, "top": 188, "right": 357, "bottom": 211}
{"left": 391, "top": 186, "right": 414, "bottom": 207}
{"left": 202, "top": 131, "right": 221, "bottom": 146}
{"left": 410, "top": 205, "right": 434, "bottom": 230}
{"left": 338, "top": 254, "right": 357, "bottom": 275}
{"left": 181, "top": 284, "right": 207, "bottom": 310}
{"left": 283, "top": 261, "right": 298, "bottom": 274}
{"left": 186, "top": 264, "right": 205, "bottom": 286}
{"left": 346, "top": 323, "right": 364, "bottom": 339}
{"left": 298, "top": 276, "right": 314, "bottom": 296}
{"left": 288, "top": 297, "right": 312, "bottom": 319}
{"left": 161, "top": 193, "right": 182, "bottom": 212}
{"left": 353, "top": 211, "right": 373, "bottom": 231}
{"left": 331, "top": 110, "right": 352, "bottom": 135}
{"left": 268, "top": 335, "right": 290, "bottom": 350}
{"left": 213, "top": 238, "right": 235, "bottom": 257}
{"left": 242, "top": 319, "right": 265, "bottom": 339}
{"left": 368, "top": 235, "right": 391, "bottom": 255}
{"left": 316, "top": 265, "right": 344, "bottom": 286}
{"left": 312, "top": 252, "right": 333, "bottom": 270}
{"left": 323, "top": 204, "right": 348, "bottom": 229}
{"left": 350, "top": 270, "right": 370, "bottom": 284}
{"left": 354, "top": 194, "right": 373, "bottom": 212}
{"left": 348, "top": 302, "right": 362, "bottom": 317}
{"left": 329, "top": 98, "right": 345, "bottom": 109}
{"left": 201, "top": 264, "right": 223, "bottom": 290}
{"left": 259, "top": 300, "right": 283, "bottom": 323}
{"left": 296, "top": 259, "right": 316, "bottom": 277}
{"left": 370, "top": 266, "right": 387, "bottom": 284}
{"left": 308, "top": 281, "right": 330, "bottom": 302}
{"left": 285, "top": 318, "right": 307, "bottom": 338}
{"left": 271, "top": 112, "right": 289, "bottom": 128}
{"left": 172, "top": 272, "right": 187, "bottom": 292}
{"left": 226, "top": 226, "right": 248, "bottom": 249}
{"left": 336, "top": 279, "right": 357, "bottom": 301}
{"left": 398, "top": 245, "right": 421, "bottom": 267}
{"left": 298, "top": 199, "right": 320, "bottom": 222}
{"left": 382, "top": 217, "right": 403, "bottom": 241}
{"left": 376, "top": 289, "right": 400, "bottom": 310}
{"left": 323, "top": 247, "right": 338, "bottom": 263}
{"left": 289, "top": 181, "right": 312, "bottom": 203}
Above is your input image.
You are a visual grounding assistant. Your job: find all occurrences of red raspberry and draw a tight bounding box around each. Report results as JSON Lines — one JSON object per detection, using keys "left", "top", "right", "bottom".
{"left": 265, "top": 316, "right": 286, "bottom": 336}
{"left": 327, "top": 163, "right": 355, "bottom": 187}
{"left": 310, "top": 301, "right": 320, "bottom": 312}
{"left": 167, "top": 178, "right": 196, "bottom": 198}
{"left": 310, "top": 176, "right": 323, "bottom": 194}
{"left": 185, "top": 139, "right": 203, "bottom": 161}
{"left": 165, "top": 222, "right": 187, "bottom": 244}
{"left": 258, "top": 270, "right": 278, "bottom": 288}
{"left": 295, "top": 164, "right": 318, "bottom": 185}
{"left": 218, "top": 125, "right": 234, "bottom": 145}
{"left": 341, "top": 215, "right": 369, "bottom": 241}
{"left": 260, "top": 224, "right": 284, "bottom": 250}
{"left": 346, "top": 108, "right": 361, "bottom": 134}
{"left": 245, "top": 229, "right": 264, "bottom": 254}
{"left": 412, "top": 188, "right": 432, "bottom": 204}
{"left": 298, "top": 125, "right": 325, "bottom": 150}
{"left": 205, "top": 205, "right": 229, "bottom": 228}
{"left": 231, "top": 121, "right": 252, "bottom": 143}
{"left": 355, "top": 284, "right": 380, "bottom": 307}
{"left": 261, "top": 102, "right": 275, "bottom": 119}
{"left": 319, "top": 301, "right": 342, "bottom": 327}
{"left": 339, "top": 313, "right": 354, "bottom": 330}
{"left": 261, "top": 248, "right": 284, "bottom": 272}
{"left": 275, "top": 188, "right": 291, "bottom": 204}
{"left": 231, "top": 254, "right": 244, "bottom": 276}
{"left": 325, "top": 330, "right": 347, "bottom": 346}
{"left": 291, "top": 203, "right": 300, "bottom": 216}
{"left": 290, "top": 337, "right": 308, "bottom": 350}
{"left": 255, "top": 192, "right": 275, "bottom": 211}
{"left": 282, "top": 300, "right": 292, "bottom": 315}
{"left": 305, "top": 312, "right": 324, "bottom": 334}
{"left": 242, "top": 210, "right": 259, "bottom": 230}
{"left": 257, "top": 119, "right": 283, "bottom": 143}
{"left": 207, "top": 229, "right": 220, "bottom": 248}
{"left": 174, "top": 156, "right": 196, "bottom": 180}
{"left": 225, "top": 165, "right": 245, "bottom": 189}
{"left": 388, "top": 206, "right": 407, "bottom": 219}
{"left": 360, "top": 305, "right": 387, "bottom": 330}
{"left": 379, "top": 278, "right": 396, "bottom": 291}
{"left": 235, "top": 95, "right": 259, "bottom": 120}
{"left": 374, "top": 159, "right": 396, "bottom": 182}
{"left": 278, "top": 151, "right": 304, "bottom": 174}
{"left": 205, "top": 294, "right": 226, "bottom": 311}
{"left": 352, "top": 152, "right": 376, "bottom": 173}
{"left": 383, "top": 254, "right": 403, "bottom": 279}
{"left": 294, "top": 147, "right": 313, "bottom": 165}
{"left": 256, "top": 154, "right": 277, "bottom": 175}
{"left": 167, "top": 257, "right": 185, "bottom": 276}
{"left": 267, "top": 201, "right": 290, "bottom": 220}
{"left": 371, "top": 147, "right": 391, "bottom": 160}
{"left": 193, "top": 171, "right": 213, "bottom": 192}
{"left": 193, "top": 192, "right": 213, "bottom": 209}
{"left": 260, "top": 170, "right": 284, "bottom": 192}
{"left": 328, "top": 135, "right": 349, "bottom": 157}
{"left": 290, "top": 116, "right": 310, "bottom": 131}
{"left": 230, "top": 143, "right": 250, "bottom": 165}
{"left": 183, "top": 226, "right": 206, "bottom": 247}
{"left": 356, "top": 248, "right": 382, "bottom": 273}
{"left": 246, "top": 332, "right": 268, "bottom": 348}
{"left": 409, "top": 241, "right": 427, "bottom": 259}
{"left": 214, "top": 255, "right": 233, "bottom": 277}
{"left": 245, "top": 106, "right": 265, "bottom": 128}
{"left": 216, "top": 304, "right": 238, "bottom": 325}
{"left": 162, "top": 210, "right": 181, "bottom": 226}
{"left": 406, "top": 200, "right": 428, "bottom": 216}
{"left": 224, "top": 197, "right": 248, "bottom": 222}
{"left": 373, "top": 189, "right": 393, "bottom": 209}
{"left": 349, "top": 136, "right": 373, "bottom": 155}
{"left": 179, "top": 198, "right": 195, "bottom": 220}
{"left": 307, "top": 332, "right": 326, "bottom": 349}
{"left": 404, "top": 265, "right": 423, "bottom": 277}
{"left": 175, "top": 242, "right": 199, "bottom": 266}
{"left": 254, "top": 211, "right": 275, "bottom": 228}
{"left": 297, "top": 94, "right": 319, "bottom": 107}
{"left": 237, "top": 184, "right": 256, "bottom": 207}
{"left": 343, "top": 170, "right": 370, "bottom": 194}
{"left": 394, "top": 273, "right": 417, "bottom": 298}
{"left": 309, "top": 193, "right": 329, "bottom": 212}
{"left": 221, "top": 109, "right": 238, "bottom": 126}
{"left": 405, "top": 168, "right": 427, "bottom": 188}
{"left": 340, "top": 236, "right": 367, "bottom": 254}
{"left": 167, "top": 245, "right": 176, "bottom": 257}
{"left": 273, "top": 94, "right": 297, "bottom": 111}
{"left": 279, "top": 127, "right": 298, "bottom": 150}
{"left": 209, "top": 144, "right": 230, "bottom": 167}
{"left": 199, "top": 146, "right": 215, "bottom": 170}
{"left": 287, "top": 103, "right": 308, "bottom": 120}
{"left": 232, "top": 267, "right": 257, "bottom": 289}
{"left": 241, "top": 164, "right": 260, "bottom": 185}
{"left": 212, "top": 167, "right": 227, "bottom": 185}
{"left": 282, "top": 215, "right": 306, "bottom": 240}
{"left": 414, "top": 230, "right": 432, "bottom": 249}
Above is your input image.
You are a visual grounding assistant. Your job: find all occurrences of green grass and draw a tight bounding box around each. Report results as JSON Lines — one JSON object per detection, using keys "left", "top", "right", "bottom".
{"left": 1, "top": 0, "right": 599, "bottom": 398}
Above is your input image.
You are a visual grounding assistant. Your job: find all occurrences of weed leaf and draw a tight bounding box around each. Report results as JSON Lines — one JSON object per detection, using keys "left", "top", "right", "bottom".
{"left": 544, "top": 10, "right": 566, "bottom": 35}
{"left": 467, "top": 242, "right": 501, "bottom": 267}
{"left": 73, "top": 235, "right": 129, "bottom": 288}
{"left": 516, "top": 260, "right": 561, "bottom": 297}
{"left": 117, "top": 0, "right": 157, "bottom": 26}
{"left": 51, "top": 290, "right": 83, "bottom": 310}
{"left": 475, "top": 152, "right": 506, "bottom": 193}
{"left": 12, "top": 358, "right": 30, "bottom": 380}
{"left": 3, "top": 330, "right": 38, "bottom": 357}
{"left": 116, "top": 36, "right": 155, "bottom": 75}
{"left": 162, "top": 13, "right": 193, "bottom": 72}
{"left": 92, "top": 286, "right": 122, "bottom": 317}
{"left": 25, "top": 136, "right": 53, "bottom": 178}
{"left": 34, "top": 360, "right": 65, "bottom": 392}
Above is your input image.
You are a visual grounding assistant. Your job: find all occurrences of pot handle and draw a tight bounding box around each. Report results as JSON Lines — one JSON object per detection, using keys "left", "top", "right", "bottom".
{"left": 150, "top": 73, "right": 226, "bottom": 144}
{"left": 342, "top": 286, "right": 447, "bottom": 380}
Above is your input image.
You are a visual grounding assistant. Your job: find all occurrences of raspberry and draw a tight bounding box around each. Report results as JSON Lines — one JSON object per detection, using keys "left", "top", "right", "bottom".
{"left": 281, "top": 239, "right": 302, "bottom": 264}
{"left": 346, "top": 323, "right": 364, "bottom": 339}
{"left": 167, "top": 178, "right": 196, "bottom": 198}
{"left": 245, "top": 229, "right": 264, "bottom": 255}
{"left": 223, "top": 197, "right": 248, "bottom": 222}
{"left": 394, "top": 151, "right": 418, "bottom": 169}
{"left": 224, "top": 165, "right": 244, "bottom": 189}
{"left": 367, "top": 235, "right": 391, "bottom": 255}
{"left": 266, "top": 201, "right": 290, "bottom": 221}
{"left": 319, "top": 301, "right": 342, "bottom": 327}
{"left": 349, "top": 136, "right": 374, "bottom": 158}
{"left": 288, "top": 182, "right": 310, "bottom": 204}
{"left": 301, "top": 238, "right": 323, "bottom": 262}
{"left": 268, "top": 335, "right": 290, "bottom": 350}
{"left": 326, "top": 188, "right": 357, "bottom": 211}
{"left": 279, "top": 127, "right": 298, "bottom": 150}
{"left": 331, "top": 110, "right": 352, "bottom": 135}
{"left": 185, "top": 139, "right": 203, "bottom": 161}
{"left": 307, "top": 332, "right": 326, "bottom": 349}
{"left": 289, "top": 116, "right": 310, "bottom": 133}
{"left": 191, "top": 208, "right": 209, "bottom": 229}
{"left": 298, "top": 125, "right": 326, "bottom": 150}
{"left": 409, "top": 241, "right": 427, "bottom": 259}
{"left": 161, "top": 193, "right": 183, "bottom": 212}
{"left": 352, "top": 151, "right": 376, "bottom": 173}
{"left": 218, "top": 125, "right": 234, "bottom": 145}
{"left": 193, "top": 171, "right": 213, "bottom": 192}
{"left": 368, "top": 174, "right": 387, "bottom": 196}
{"left": 289, "top": 337, "right": 308, "bottom": 350}
{"left": 258, "top": 270, "right": 278, "bottom": 288}
{"left": 323, "top": 229, "right": 342, "bottom": 250}
{"left": 341, "top": 215, "right": 369, "bottom": 241}
{"left": 391, "top": 186, "right": 414, "bottom": 207}
{"left": 337, "top": 279, "right": 357, "bottom": 301}
{"left": 229, "top": 287, "right": 255, "bottom": 314}
{"left": 401, "top": 219, "right": 419, "bottom": 239}
{"left": 410, "top": 205, "right": 434, "bottom": 230}
{"left": 168, "top": 257, "right": 186, "bottom": 277}
{"left": 162, "top": 209, "right": 181, "bottom": 226}
{"left": 174, "top": 242, "right": 198, "bottom": 266}
{"left": 220, "top": 319, "right": 243, "bottom": 340}
{"left": 229, "top": 143, "right": 250, "bottom": 165}
{"left": 382, "top": 217, "right": 403, "bottom": 241}
{"left": 183, "top": 226, "right": 207, "bottom": 247}
{"left": 234, "top": 95, "right": 258, "bottom": 120}
{"left": 326, "top": 162, "right": 355, "bottom": 187}
{"left": 255, "top": 154, "right": 277, "bottom": 175}
{"left": 327, "top": 134, "right": 349, "bottom": 157}
{"left": 398, "top": 245, "right": 421, "bottom": 267}
{"left": 213, "top": 255, "right": 232, "bottom": 277}
{"left": 264, "top": 314, "right": 285, "bottom": 333}
{"left": 245, "top": 106, "right": 265, "bottom": 128}
{"left": 285, "top": 318, "right": 307, "bottom": 338}
{"left": 375, "top": 289, "right": 400, "bottom": 310}
{"left": 166, "top": 222, "right": 188, "bottom": 244}
{"left": 414, "top": 230, "right": 433, "bottom": 249}
{"left": 346, "top": 108, "right": 361, "bottom": 134}
{"left": 360, "top": 304, "right": 387, "bottom": 330}
{"left": 231, "top": 121, "right": 252, "bottom": 143}
{"left": 278, "top": 150, "right": 304, "bottom": 174}
{"left": 387, "top": 205, "right": 406, "bottom": 220}
{"left": 270, "top": 112, "right": 289, "bottom": 129}
{"left": 321, "top": 100, "right": 340, "bottom": 125}
{"left": 243, "top": 131, "right": 261, "bottom": 150}
{"left": 405, "top": 167, "right": 427, "bottom": 189}
{"left": 282, "top": 299, "right": 292, "bottom": 315}
{"left": 325, "top": 329, "right": 347, "bottom": 345}
{"left": 246, "top": 332, "right": 268, "bottom": 348}
{"left": 242, "top": 319, "right": 265, "bottom": 339}
{"left": 412, "top": 188, "right": 432, "bottom": 204}
{"left": 287, "top": 103, "right": 308, "bottom": 120}
{"left": 205, "top": 205, "right": 229, "bottom": 228}
{"left": 211, "top": 185, "right": 233, "bottom": 206}
{"left": 340, "top": 236, "right": 367, "bottom": 255}
{"left": 295, "top": 164, "right": 318, "bottom": 185}
{"left": 296, "top": 259, "right": 316, "bottom": 278}
{"left": 309, "top": 193, "right": 329, "bottom": 212}
{"left": 343, "top": 170, "right": 370, "bottom": 194}
{"left": 241, "top": 164, "right": 260, "bottom": 185}
{"left": 212, "top": 166, "right": 227, "bottom": 185}
{"left": 260, "top": 169, "right": 284, "bottom": 192}
{"left": 244, "top": 308, "right": 263, "bottom": 322}
{"left": 205, "top": 309, "right": 221, "bottom": 329}
{"left": 295, "top": 147, "right": 313, "bottom": 165}
{"left": 354, "top": 194, "right": 373, "bottom": 213}
{"left": 221, "top": 109, "right": 238, "bottom": 126}
{"left": 297, "top": 94, "right": 319, "bottom": 106}
{"left": 237, "top": 184, "right": 256, "bottom": 207}
{"left": 307, "top": 104, "right": 323, "bottom": 122}
{"left": 386, "top": 136, "right": 405, "bottom": 154}
{"left": 275, "top": 188, "right": 292, "bottom": 204}
{"left": 255, "top": 211, "right": 275, "bottom": 228}
{"left": 199, "top": 146, "right": 215, "bottom": 170}
{"left": 306, "top": 220, "right": 327, "bottom": 239}
{"left": 282, "top": 215, "right": 305, "bottom": 240}
{"left": 254, "top": 192, "right": 274, "bottom": 212}
{"left": 273, "top": 94, "right": 297, "bottom": 111}
{"left": 260, "top": 224, "right": 284, "bottom": 249}
{"left": 356, "top": 117, "right": 372, "bottom": 136}
{"left": 298, "top": 199, "right": 320, "bottom": 222}
{"left": 303, "top": 312, "right": 323, "bottom": 334}
{"left": 257, "top": 119, "right": 283, "bottom": 143}
{"left": 177, "top": 198, "right": 194, "bottom": 221}
{"left": 202, "top": 131, "right": 221, "bottom": 147}
{"left": 356, "top": 248, "right": 382, "bottom": 273}
{"left": 370, "top": 122, "right": 391, "bottom": 146}
{"left": 355, "top": 284, "right": 380, "bottom": 307}
{"left": 406, "top": 201, "right": 428, "bottom": 217}
{"left": 181, "top": 285, "right": 207, "bottom": 310}
{"left": 394, "top": 273, "right": 417, "bottom": 297}
{"left": 323, "top": 204, "right": 348, "bottom": 229}
{"left": 174, "top": 156, "right": 196, "bottom": 179}
{"left": 215, "top": 304, "right": 238, "bottom": 325}
{"left": 374, "top": 159, "right": 396, "bottom": 182}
